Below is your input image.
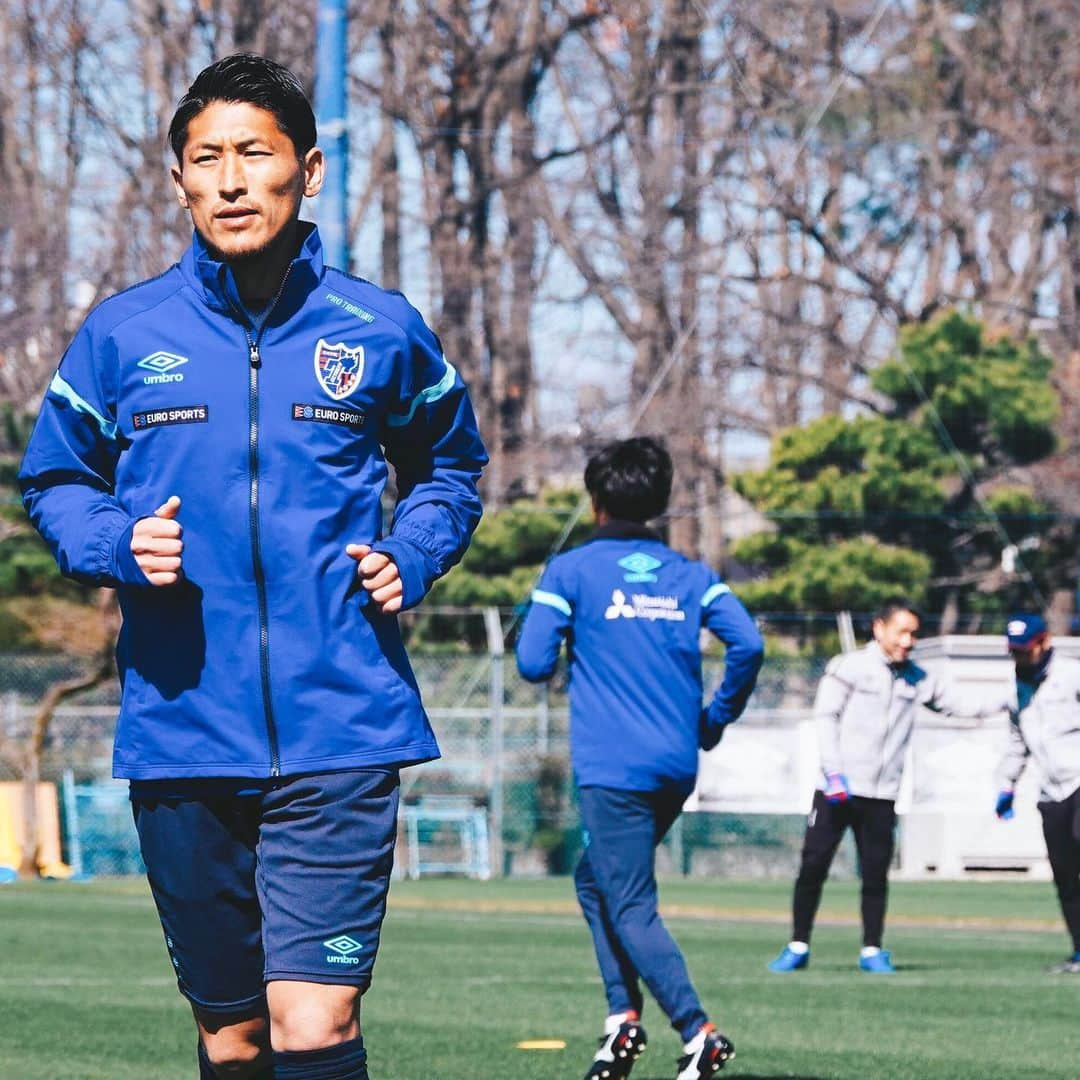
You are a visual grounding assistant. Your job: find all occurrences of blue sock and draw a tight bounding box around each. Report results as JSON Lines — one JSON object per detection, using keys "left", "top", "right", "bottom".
{"left": 273, "top": 1037, "right": 368, "bottom": 1079}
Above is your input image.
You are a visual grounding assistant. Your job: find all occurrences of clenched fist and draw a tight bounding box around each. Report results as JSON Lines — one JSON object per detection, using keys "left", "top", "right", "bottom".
{"left": 131, "top": 495, "right": 184, "bottom": 586}
{"left": 346, "top": 544, "right": 403, "bottom": 614}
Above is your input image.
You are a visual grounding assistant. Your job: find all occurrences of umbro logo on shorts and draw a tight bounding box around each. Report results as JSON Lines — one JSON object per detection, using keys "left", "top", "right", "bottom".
{"left": 323, "top": 935, "right": 363, "bottom": 965}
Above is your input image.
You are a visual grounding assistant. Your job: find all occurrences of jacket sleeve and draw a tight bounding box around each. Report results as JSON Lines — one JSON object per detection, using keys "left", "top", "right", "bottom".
{"left": 923, "top": 670, "right": 1007, "bottom": 722}
{"left": 700, "top": 578, "right": 764, "bottom": 742}
{"left": 373, "top": 309, "right": 487, "bottom": 610}
{"left": 994, "top": 710, "right": 1029, "bottom": 791}
{"left": 814, "top": 654, "right": 853, "bottom": 777}
{"left": 18, "top": 318, "right": 147, "bottom": 587}
{"left": 515, "top": 560, "right": 573, "bottom": 683}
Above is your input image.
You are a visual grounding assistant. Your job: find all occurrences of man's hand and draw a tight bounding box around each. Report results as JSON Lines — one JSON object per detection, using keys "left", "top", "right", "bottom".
{"left": 346, "top": 544, "right": 403, "bottom": 614}
{"left": 130, "top": 496, "right": 184, "bottom": 586}
{"left": 995, "top": 790, "right": 1015, "bottom": 820}
{"left": 700, "top": 709, "right": 727, "bottom": 751}
{"left": 824, "top": 772, "right": 850, "bottom": 804}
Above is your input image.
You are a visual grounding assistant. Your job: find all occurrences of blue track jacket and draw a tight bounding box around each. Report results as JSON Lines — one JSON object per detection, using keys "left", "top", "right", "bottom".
{"left": 19, "top": 223, "right": 487, "bottom": 780}
{"left": 515, "top": 522, "right": 763, "bottom": 792}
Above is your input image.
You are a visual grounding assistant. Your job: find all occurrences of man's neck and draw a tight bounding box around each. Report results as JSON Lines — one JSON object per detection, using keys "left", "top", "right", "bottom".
{"left": 1017, "top": 647, "right": 1053, "bottom": 684}
{"left": 872, "top": 641, "right": 906, "bottom": 667}
{"left": 226, "top": 220, "right": 300, "bottom": 307}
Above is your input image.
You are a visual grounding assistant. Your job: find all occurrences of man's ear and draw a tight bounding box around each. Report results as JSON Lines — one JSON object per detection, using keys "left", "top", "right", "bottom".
{"left": 171, "top": 165, "right": 189, "bottom": 210}
{"left": 303, "top": 147, "right": 325, "bottom": 198}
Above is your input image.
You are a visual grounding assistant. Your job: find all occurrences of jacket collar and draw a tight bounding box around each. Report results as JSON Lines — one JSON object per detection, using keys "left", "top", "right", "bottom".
{"left": 868, "top": 640, "right": 909, "bottom": 674}
{"left": 592, "top": 519, "right": 663, "bottom": 542}
{"left": 180, "top": 219, "right": 325, "bottom": 321}
{"left": 1017, "top": 646, "right": 1054, "bottom": 688}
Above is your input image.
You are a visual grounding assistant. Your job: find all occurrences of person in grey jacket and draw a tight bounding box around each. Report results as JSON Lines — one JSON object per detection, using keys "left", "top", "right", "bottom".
{"left": 769, "top": 597, "right": 990, "bottom": 975}
{"left": 994, "top": 613, "right": 1080, "bottom": 973}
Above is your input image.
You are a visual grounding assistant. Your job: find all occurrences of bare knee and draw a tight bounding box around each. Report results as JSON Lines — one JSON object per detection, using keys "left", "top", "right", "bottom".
{"left": 268, "top": 981, "right": 361, "bottom": 1052}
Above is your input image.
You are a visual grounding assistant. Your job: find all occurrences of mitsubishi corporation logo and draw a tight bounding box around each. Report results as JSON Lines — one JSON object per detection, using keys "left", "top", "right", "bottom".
{"left": 323, "top": 935, "right": 363, "bottom": 965}
{"left": 138, "top": 351, "right": 189, "bottom": 384}
{"left": 604, "top": 588, "right": 687, "bottom": 623}
{"left": 604, "top": 589, "right": 637, "bottom": 620}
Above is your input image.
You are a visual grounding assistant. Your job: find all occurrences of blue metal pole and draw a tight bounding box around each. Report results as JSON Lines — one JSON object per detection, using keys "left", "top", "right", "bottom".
{"left": 315, "top": 0, "right": 349, "bottom": 270}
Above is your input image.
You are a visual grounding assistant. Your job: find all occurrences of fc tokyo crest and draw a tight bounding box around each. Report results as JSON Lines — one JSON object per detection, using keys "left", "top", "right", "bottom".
{"left": 314, "top": 338, "right": 365, "bottom": 401}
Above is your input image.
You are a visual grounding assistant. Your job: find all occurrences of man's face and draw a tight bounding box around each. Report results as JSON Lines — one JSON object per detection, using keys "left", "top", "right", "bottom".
{"left": 873, "top": 609, "right": 919, "bottom": 663}
{"left": 1011, "top": 634, "right": 1050, "bottom": 675}
{"left": 171, "top": 101, "right": 323, "bottom": 261}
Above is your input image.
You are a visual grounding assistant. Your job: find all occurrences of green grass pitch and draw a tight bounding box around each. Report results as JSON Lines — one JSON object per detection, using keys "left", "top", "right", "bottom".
{"left": 1, "top": 877, "right": 1077, "bottom": 1078}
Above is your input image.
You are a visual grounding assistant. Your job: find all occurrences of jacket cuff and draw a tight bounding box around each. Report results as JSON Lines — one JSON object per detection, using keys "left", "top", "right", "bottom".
{"left": 706, "top": 698, "right": 733, "bottom": 730}
{"left": 109, "top": 517, "right": 151, "bottom": 586}
{"left": 371, "top": 536, "right": 440, "bottom": 611}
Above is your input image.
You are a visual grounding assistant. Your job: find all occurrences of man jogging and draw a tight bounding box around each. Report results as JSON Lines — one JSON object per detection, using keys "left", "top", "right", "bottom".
{"left": 995, "top": 614, "right": 1080, "bottom": 973}
{"left": 19, "top": 55, "right": 485, "bottom": 1080}
{"left": 516, "top": 437, "right": 763, "bottom": 1080}
{"left": 768, "top": 598, "right": 990, "bottom": 975}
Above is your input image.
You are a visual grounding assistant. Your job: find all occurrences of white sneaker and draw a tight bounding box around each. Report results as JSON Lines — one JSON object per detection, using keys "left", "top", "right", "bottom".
{"left": 584, "top": 1013, "right": 648, "bottom": 1080}
{"left": 675, "top": 1025, "right": 735, "bottom": 1079}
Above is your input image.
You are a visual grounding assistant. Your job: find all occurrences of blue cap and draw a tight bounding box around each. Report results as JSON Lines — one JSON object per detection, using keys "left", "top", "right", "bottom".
{"left": 1006, "top": 614, "right": 1047, "bottom": 649}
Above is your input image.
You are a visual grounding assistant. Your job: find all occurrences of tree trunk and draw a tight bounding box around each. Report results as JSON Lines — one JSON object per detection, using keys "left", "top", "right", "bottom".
{"left": 15, "top": 591, "right": 118, "bottom": 879}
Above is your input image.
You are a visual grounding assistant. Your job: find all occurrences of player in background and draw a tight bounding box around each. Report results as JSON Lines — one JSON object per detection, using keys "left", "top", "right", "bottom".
{"left": 19, "top": 55, "right": 485, "bottom": 1080}
{"left": 995, "top": 614, "right": 1080, "bottom": 973}
{"left": 768, "top": 598, "right": 996, "bottom": 975}
{"left": 516, "top": 437, "right": 764, "bottom": 1080}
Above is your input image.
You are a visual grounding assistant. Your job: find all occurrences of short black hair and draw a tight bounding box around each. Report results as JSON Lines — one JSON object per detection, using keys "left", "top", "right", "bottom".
{"left": 584, "top": 437, "right": 673, "bottom": 522}
{"left": 874, "top": 596, "right": 921, "bottom": 625}
{"left": 168, "top": 53, "right": 316, "bottom": 163}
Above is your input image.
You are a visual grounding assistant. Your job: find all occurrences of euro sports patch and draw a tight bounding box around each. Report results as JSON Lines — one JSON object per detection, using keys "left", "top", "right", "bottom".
{"left": 132, "top": 405, "right": 208, "bottom": 430}
{"left": 292, "top": 403, "right": 366, "bottom": 429}
{"left": 314, "top": 338, "right": 365, "bottom": 400}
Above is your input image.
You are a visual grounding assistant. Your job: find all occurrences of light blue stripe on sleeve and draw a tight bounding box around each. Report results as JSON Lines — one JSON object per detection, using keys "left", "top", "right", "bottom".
{"left": 386, "top": 358, "right": 458, "bottom": 427}
{"left": 701, "top": 583, "right": 731, "bottom": 607}
{"left": 49, "top": 371, "right": 118, "bottom": 441}
{"left": 532, "top": 589, "right": 572, "bottom": 617}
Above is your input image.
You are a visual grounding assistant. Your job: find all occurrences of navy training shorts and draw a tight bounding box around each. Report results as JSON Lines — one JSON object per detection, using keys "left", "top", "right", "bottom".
{"left": 131, "top": 767, "right": 399, "bottom": 1013}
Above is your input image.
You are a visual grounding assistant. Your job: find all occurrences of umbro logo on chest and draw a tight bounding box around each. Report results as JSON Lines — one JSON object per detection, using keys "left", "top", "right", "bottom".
{"left": 138, "top": 351, "right": 188, "bottom": 384}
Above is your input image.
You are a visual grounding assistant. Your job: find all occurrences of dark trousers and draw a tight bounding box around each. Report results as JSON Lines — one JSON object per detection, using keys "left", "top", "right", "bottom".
{"left": 791, "top": 790, "right": 897, "bottom": 948}
{"left": 574, "top": 785, "right": 707, "bottom": 1043}
{"left": 1039, "top": 785, "right": 1080, "bottom": 954}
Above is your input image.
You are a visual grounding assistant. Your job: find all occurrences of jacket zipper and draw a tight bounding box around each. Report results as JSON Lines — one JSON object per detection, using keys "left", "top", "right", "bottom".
{"left": 1021, "top": 669, "right": 1058, "bottom": 796}
{"left": 243, "top": 269, "right": 293, "bottom": 777}
{"left": 877, "top": 665, "right": 897, "bottom": 796}
{"left": 1030, "top": 689, "right": 1057, "bottom": 794}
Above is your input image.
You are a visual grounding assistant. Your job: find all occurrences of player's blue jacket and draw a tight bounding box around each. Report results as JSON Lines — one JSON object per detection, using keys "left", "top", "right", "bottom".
{"left": 515, "top": 522, "right": 764, "bottom": 792}
{"left": 19, "top": 223, "right": 486, "bottom": 780}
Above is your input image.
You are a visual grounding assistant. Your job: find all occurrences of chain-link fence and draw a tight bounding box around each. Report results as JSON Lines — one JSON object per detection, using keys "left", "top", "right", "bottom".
{"left": 0, "top": 615, "right": 838, "bottom": 879}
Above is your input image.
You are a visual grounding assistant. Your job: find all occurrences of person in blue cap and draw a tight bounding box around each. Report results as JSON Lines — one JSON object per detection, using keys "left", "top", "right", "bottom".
{"left": 995, "top": 613, "right": 1080, "bottom": 973}
{"left": 516, "top": 436, "right": 763, "bottom": 1080}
